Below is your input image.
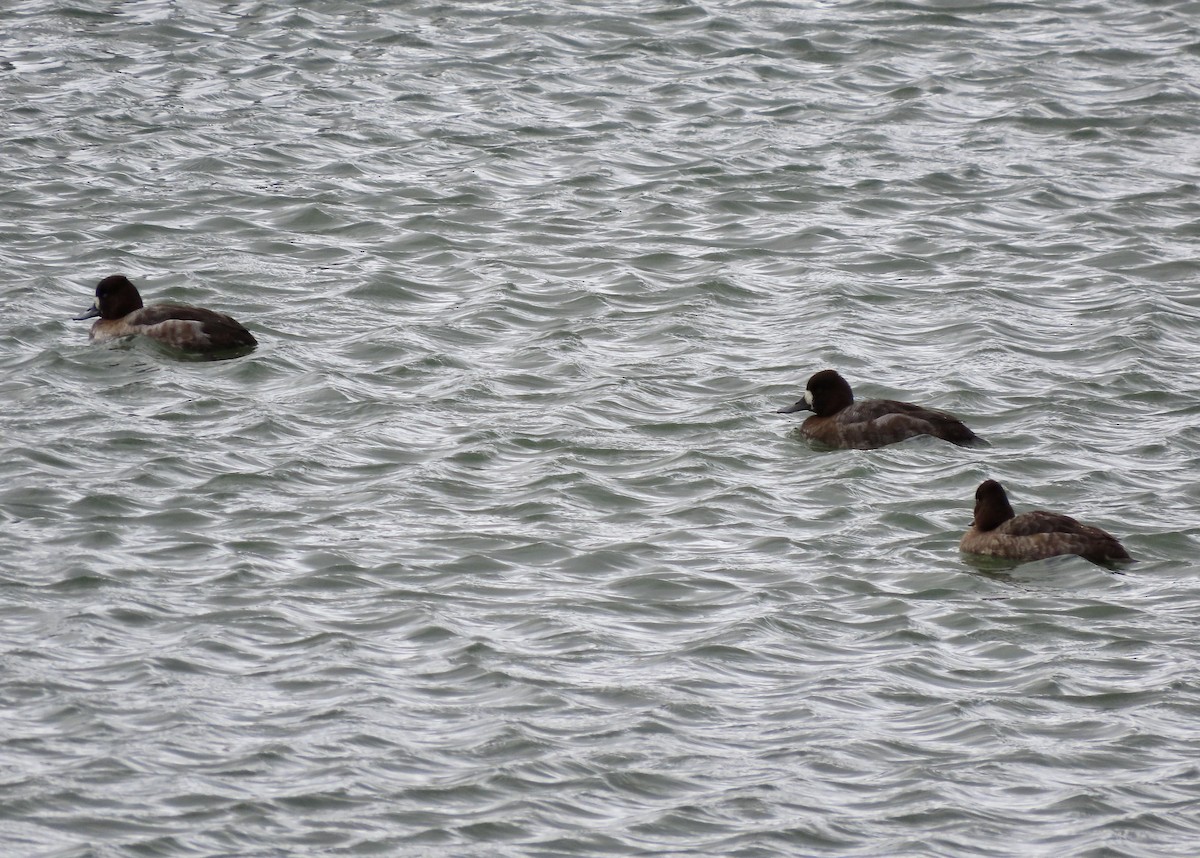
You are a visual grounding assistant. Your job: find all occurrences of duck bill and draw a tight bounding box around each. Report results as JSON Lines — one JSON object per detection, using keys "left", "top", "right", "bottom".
{"left": 73, "top": 304, "right": 100, "bottom": 321}
{"left": 776, "top": 400, "right": 811, "bottom": 414}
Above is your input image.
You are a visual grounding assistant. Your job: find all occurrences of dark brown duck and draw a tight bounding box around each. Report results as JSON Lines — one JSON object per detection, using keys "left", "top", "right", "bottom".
{"left": 74, "top": 275, "right": 257, "bottom": 355}
{"left": 960, "top": 479, "right": 1131, "bottom": 565}
{"left": 778, "top": 369, "right": 981, "bottom": 449}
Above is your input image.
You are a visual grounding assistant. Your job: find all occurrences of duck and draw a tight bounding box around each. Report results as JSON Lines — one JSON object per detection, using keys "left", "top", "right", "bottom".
{"left": 73, "top": 275, "right": 256, "bottom": 355}
{"left": 777, "top": 369, "right": 981, "bottom": 449}
{"left": 960, "top": 479, "right": 1131, "bottom": 565}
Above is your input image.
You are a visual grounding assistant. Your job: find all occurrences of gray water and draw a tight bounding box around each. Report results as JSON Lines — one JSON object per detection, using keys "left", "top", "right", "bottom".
{"left": 3, "top": 1, "right": 1200, "bottom": 855}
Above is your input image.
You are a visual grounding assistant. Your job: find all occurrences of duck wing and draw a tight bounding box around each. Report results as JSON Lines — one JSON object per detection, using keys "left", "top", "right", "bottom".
{"left": 839, "top": 399, "right": 980, "bottom": 447}
{"left": 997, "top": 511, "right": 1092, "bottom": 537}
{"left": 997, "top": 512, "right": 1130, "bottom": 563}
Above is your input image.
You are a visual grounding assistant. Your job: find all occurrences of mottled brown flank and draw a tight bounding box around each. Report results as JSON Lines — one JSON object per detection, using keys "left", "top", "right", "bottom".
{"left": 961, "top": 480, "right": 1131, "bottom": 565}
{"left": 131, "top": 304, "right": 257, "bottom": 349}
{"left": 779, "top": 370, "right": 981, "bottom": 450}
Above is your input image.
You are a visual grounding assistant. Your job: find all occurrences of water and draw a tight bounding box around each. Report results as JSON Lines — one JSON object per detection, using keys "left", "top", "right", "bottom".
{"left": 3, "top": 1, "right": 1200, "bottom": 855}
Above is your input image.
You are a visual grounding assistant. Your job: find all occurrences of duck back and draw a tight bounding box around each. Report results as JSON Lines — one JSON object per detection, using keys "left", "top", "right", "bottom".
{"left": 806, "top": 398, "right": 981, "bottom": 449}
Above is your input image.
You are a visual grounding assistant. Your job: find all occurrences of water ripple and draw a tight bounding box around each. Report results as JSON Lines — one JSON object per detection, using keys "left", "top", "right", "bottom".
{"left": 3, "top": 0, "right": 1200, "bottom": 855}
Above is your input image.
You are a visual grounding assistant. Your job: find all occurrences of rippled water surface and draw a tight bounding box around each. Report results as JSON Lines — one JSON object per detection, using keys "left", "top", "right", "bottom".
{"left": 4, "top": 1, "right": 1200, "bottom": 855}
